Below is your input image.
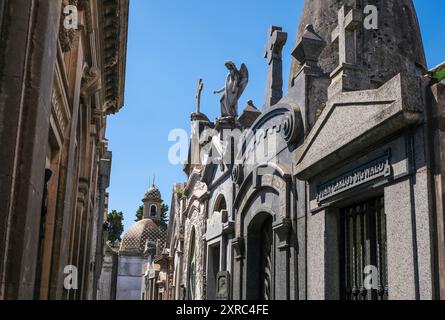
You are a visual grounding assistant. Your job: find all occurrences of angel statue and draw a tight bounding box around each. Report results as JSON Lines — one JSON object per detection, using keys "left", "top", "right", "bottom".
{"left": 213, "top": 61, "right": 249, "bottom": 119}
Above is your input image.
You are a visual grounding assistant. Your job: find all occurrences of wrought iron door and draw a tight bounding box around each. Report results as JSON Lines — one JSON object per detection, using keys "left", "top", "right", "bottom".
{"left": 341, "top": 197, "right": 388, "bottom": 300}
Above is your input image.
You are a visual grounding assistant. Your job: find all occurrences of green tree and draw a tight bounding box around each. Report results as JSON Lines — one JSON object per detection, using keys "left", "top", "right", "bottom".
{"left": 107, "top": 210, "right": 124, "bottom": 243}
{"left": 135, "top": 205, "right": 143, "bottom": 222}
{"left": 161, "top": 203, "right": 169, "bottom": 223}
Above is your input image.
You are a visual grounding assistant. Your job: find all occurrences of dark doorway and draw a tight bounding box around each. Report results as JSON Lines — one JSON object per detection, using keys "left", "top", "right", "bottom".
{"left": 246, "top": 213, "right": 273, "bottom": 300}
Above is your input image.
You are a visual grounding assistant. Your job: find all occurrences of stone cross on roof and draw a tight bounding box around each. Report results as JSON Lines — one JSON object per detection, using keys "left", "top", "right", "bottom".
{"left": 328, "top": 5, "right": 370, "bottom": 97}
{"left": 264, "top": 25, "right": 288, "bottom": 108}
{"left": 331, "top": 5, "right": 362, "bottom": 66}
{"left": 196, "top": 78, "right": 204, "bottom": 114}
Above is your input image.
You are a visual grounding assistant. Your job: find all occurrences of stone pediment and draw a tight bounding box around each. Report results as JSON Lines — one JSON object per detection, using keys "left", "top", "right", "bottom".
{"left": 295, "top": 73, "right": 423, "bottom": 180}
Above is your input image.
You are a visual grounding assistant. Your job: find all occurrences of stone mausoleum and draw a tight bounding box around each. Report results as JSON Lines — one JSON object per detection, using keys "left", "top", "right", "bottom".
{"left": 163, "top": 0, "right": 445, "bottom": 300}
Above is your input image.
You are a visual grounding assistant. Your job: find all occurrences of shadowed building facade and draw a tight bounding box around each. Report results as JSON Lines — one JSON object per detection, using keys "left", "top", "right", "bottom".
{"left": 0, "top": 0, "right": 128, "bottom": 300}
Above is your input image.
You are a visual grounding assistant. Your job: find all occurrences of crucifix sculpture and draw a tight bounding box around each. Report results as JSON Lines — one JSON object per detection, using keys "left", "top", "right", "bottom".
{"left": 264, "top": 26, "right": 288, "bottom": 108}
{"left": 196, "top": 78, "right": 204, "bottom": 114}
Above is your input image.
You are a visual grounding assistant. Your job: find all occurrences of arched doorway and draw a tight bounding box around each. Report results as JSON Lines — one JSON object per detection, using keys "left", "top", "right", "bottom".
{"left": 246, "top": 212, "right": 273, "bottom": 300}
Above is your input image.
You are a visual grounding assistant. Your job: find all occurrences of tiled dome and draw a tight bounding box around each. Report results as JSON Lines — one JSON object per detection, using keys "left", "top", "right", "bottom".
{"left": 119, "top": 218, "right": 167, "bottom": 255}
{"left": 143, "top": 186, "right": 162, "bottom": 202}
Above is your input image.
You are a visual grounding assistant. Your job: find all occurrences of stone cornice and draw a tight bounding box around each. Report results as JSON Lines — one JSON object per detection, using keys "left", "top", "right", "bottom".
{"left": 97, "top": 0, "right": 129, "bottom": 115}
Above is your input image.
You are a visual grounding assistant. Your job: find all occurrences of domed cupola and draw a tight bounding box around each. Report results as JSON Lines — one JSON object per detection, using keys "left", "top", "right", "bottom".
{"left": 119, "top": 219, "right": 167, "bottom": 256}
{"left": 119, "top": 183, "right": 167, "bottom": 256}
{"left": 143, "top": 186, "right": 162, "bottom": 203}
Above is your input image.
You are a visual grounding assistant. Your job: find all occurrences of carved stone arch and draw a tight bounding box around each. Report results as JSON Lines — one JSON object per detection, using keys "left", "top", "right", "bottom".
{"left": 211, "top": 193, "right": 227, "bottom": 215}
{"left": 185, "top": 199, "right": 201, "bottom": 219}
{"left": 235, "top": 163, "right": 291, "bottom": 235}
{"left": 243, "top": 206, "right": 277, "bottom": 233}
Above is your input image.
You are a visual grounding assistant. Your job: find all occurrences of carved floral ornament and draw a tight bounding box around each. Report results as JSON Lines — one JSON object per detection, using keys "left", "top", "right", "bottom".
{"left": 81, "top": 65, "right": 102, "bottom": 99}
{"left": 59, "top": 0, "right": 93, "bottom": 52}
{"left": 60, "top": 0, "right": 79, "bottom": 52}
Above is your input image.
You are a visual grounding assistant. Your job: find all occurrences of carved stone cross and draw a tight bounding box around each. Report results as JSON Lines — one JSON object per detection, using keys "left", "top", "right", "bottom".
{"left": 264, "top": 26, "right": 288, "bottom": 108}
{"left": 328, "top": 5, "right": 369, "bottom": 97}
{"left": 196, "top": 78, "right": 204, "bottom": 114}
{"left": 331, "top": 5, "right": 362, "bottom": 65}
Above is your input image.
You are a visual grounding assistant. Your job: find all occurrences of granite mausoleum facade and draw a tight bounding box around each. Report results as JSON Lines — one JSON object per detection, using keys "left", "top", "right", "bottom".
{"left": 164, "top": 0, "right": 445, "bottom": 300}
{"left": 0, "top": 0, "right": 128, "bottom": 300}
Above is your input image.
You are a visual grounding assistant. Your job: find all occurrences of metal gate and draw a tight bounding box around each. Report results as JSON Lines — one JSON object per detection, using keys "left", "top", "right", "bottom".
{"left": 340, "top": 197, "right": 388, "bottom": 300}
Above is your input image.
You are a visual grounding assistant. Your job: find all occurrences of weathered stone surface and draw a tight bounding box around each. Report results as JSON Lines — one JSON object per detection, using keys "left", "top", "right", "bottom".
{"left": 290, "top": 0, "right": 426, "bottom": 88}
{"left": 0, "top": 0, "right": 62, "bottom": 300}
{"left": 385, "top": 180, "right": 417, "bottom": 300}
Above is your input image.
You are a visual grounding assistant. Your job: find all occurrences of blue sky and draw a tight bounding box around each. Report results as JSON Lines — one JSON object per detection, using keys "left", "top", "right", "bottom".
{"left": 107, "top": 0, "right": 445, "bottom": 232}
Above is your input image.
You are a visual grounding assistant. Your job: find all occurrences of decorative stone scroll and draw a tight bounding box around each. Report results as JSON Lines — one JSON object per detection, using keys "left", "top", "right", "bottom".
{"left": 59, "top": 0, "right": 79, "bottom": 52}
{"left": 81, "top": 66, "right": 102, "bottom": 99}
{"left": 232, "top": 163, "right": 244, "bottom": 185}
{"left": 281, "top": 106, "right": 303, "bottom": 144}
{"left": 316, "top": 151, "right": 392, "bottom": 203}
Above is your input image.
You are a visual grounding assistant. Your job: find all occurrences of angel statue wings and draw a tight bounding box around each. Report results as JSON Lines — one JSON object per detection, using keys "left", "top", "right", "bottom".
{"left": 213, "top": 61, "right": 249, "bottom": 118}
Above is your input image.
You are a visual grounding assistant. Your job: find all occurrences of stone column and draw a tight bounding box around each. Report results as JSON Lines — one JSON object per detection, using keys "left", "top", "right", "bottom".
{"left": 49, "top": 38, "right": 85, "bottom": 300}
{"left": 306, "top": 208, "right": 340, "bottom": 300}
{"left": 273, "top": 218, "right": 292, "bottom": 300}
{"left": 70, "top": 179, "right": 88, "bottom": 300}
{"left": 92, "top": 151, "right": 112, "bottom": 299}
{"left": 295, "top": 179, "right": 307, "bottom": 300}
{"left": 0, "top": 0, "right": 62, "bottom": 300}
{"left": 385, "top": 179, "right": 418, "bottom": 300}
{"left": 231, "top": 237, "right": 244, "bottom": 300}
{"left": 430, "top": 83, "right": 445, "bottom": 299}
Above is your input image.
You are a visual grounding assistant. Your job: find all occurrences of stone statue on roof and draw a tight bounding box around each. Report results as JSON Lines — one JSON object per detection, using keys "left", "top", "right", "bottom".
{"left": 214, "top": 61, "right": 249, "bottom": 119}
